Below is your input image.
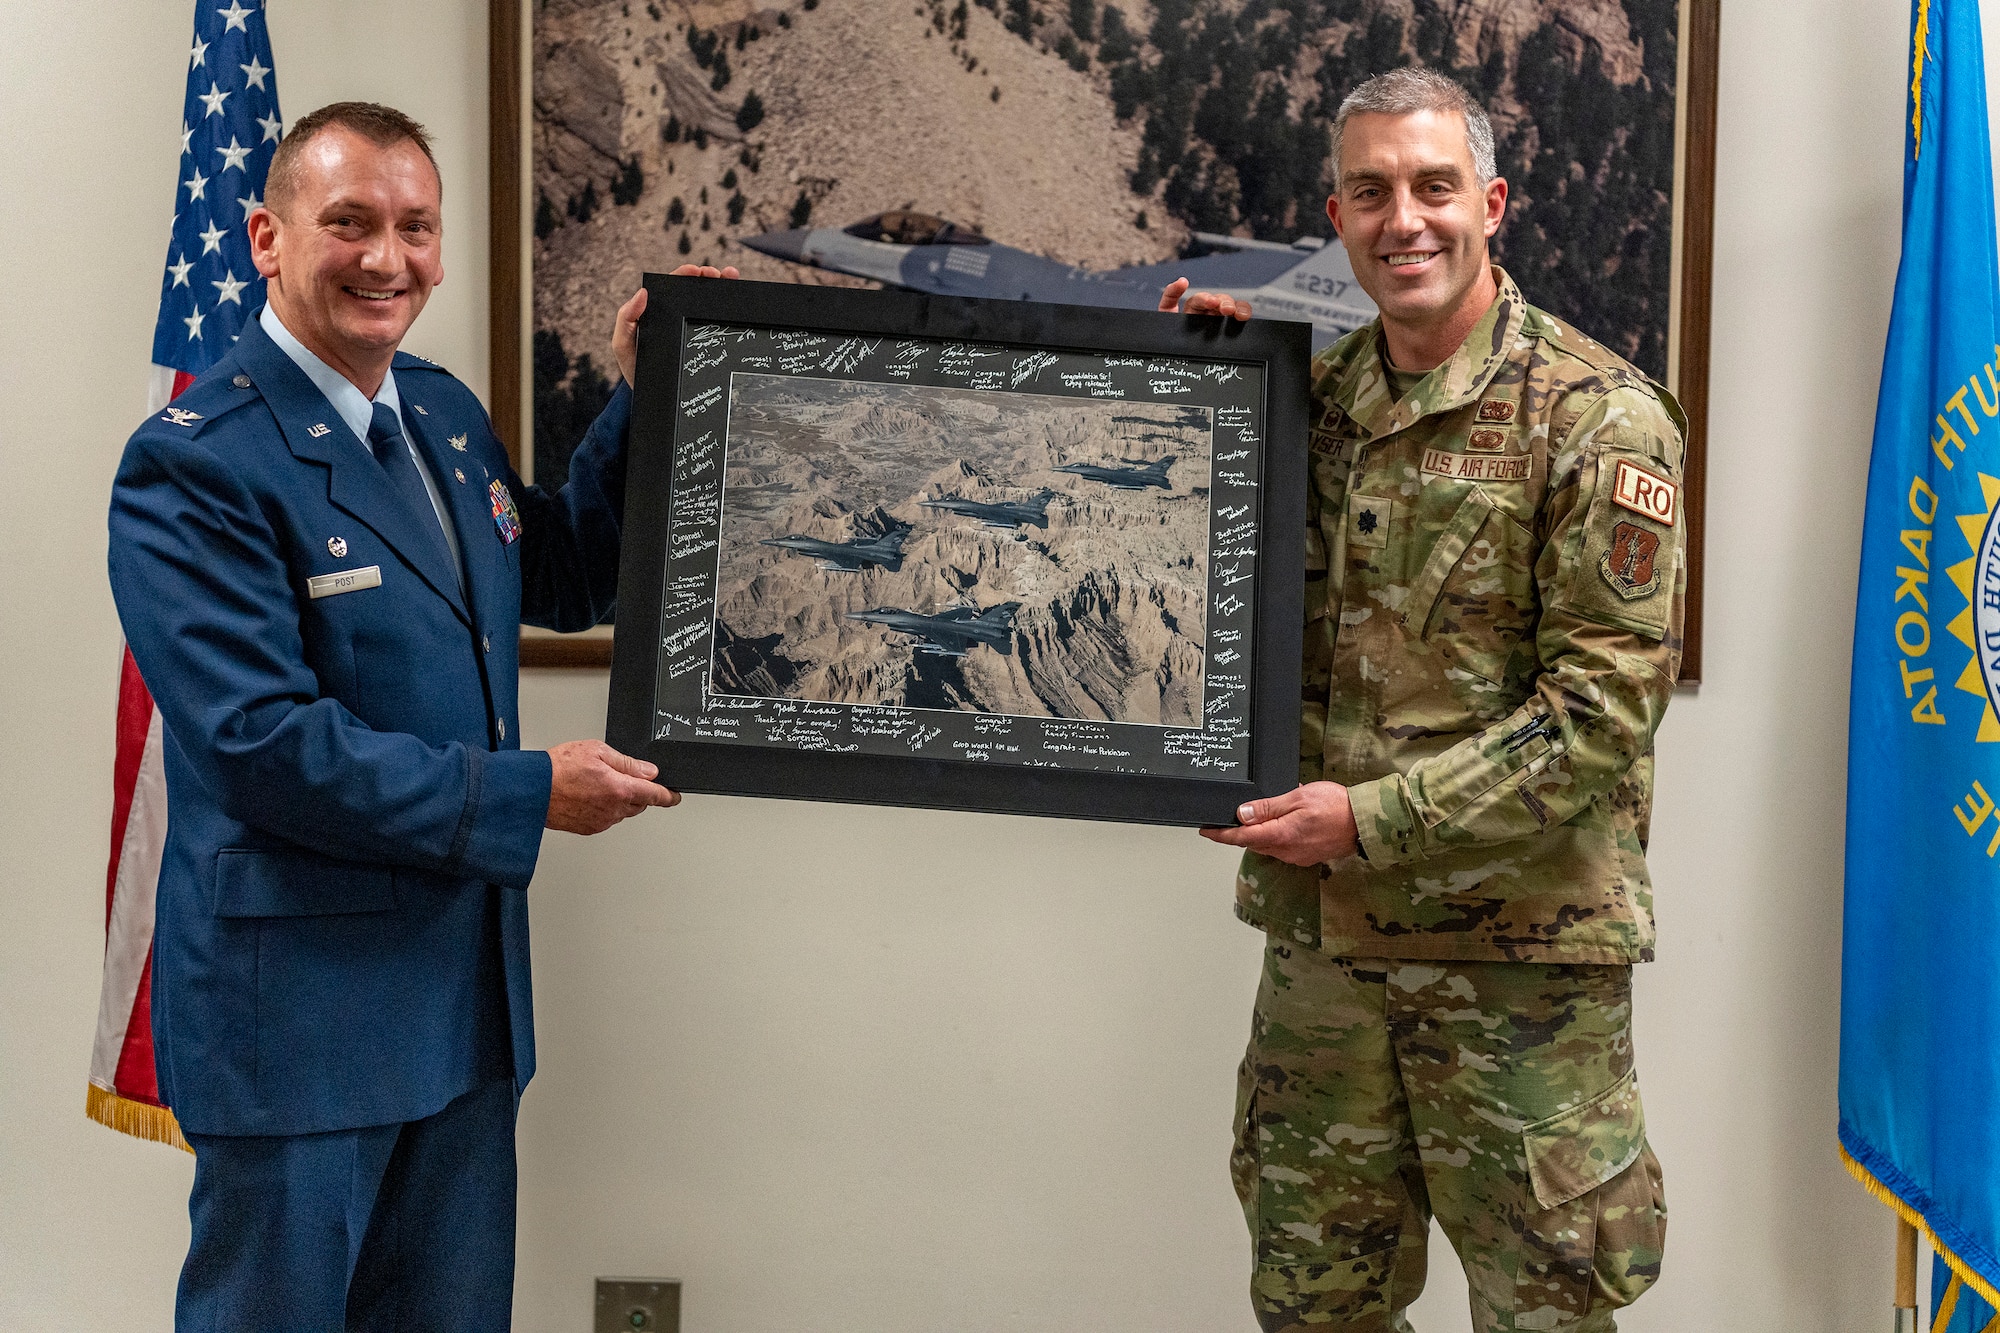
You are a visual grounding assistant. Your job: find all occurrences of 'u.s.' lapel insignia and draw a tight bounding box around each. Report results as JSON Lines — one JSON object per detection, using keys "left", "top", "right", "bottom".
{"left": 327, "top": 536, "right": 348, "bottom": 558}
{"left": 412, "top": 404, "right": 429, "bottom": 416}
{"left": 161, "top": 406, "right": 203, "bottom": 427}
{"left": 307, "top": 422, "right": 331, "bottom": 438}
{"left": 1600, "top": 521, "right": 1662, "bottom": 600}
{"left": 489, "top": 479, "right": 523, "bottom": 545}
{"left": 448, "top": 433, "right": 468, "bottom": 451}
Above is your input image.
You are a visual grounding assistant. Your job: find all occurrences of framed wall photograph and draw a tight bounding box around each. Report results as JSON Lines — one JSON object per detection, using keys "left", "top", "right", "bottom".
{"left": 602, "top": 275, "right": 1309, "bottom": 825}
{"left": 492, "top": 0, "right": 1716, "bottom": 678}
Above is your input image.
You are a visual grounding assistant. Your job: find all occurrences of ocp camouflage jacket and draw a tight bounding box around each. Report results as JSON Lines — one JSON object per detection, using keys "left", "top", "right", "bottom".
{"left": 1236, "top": 268, "right": 1686, "bottom": 964}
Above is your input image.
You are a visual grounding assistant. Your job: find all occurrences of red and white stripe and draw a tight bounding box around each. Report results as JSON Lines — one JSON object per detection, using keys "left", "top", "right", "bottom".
{"left": 87, "top": 366, "right": 195, "bottom": 1150}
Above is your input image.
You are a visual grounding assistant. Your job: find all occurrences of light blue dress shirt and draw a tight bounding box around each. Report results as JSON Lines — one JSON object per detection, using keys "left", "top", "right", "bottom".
{"left": 258, "top": 304, "right": 465, "bottom": 588}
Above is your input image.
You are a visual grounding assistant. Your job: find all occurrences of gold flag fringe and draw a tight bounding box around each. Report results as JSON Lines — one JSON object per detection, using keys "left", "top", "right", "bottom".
{"left": 87, "top": 1082, "right": 191, "bottom": 1154}
{"left": 1842, "top": 1145, "right": 2000, "bottom": 1315}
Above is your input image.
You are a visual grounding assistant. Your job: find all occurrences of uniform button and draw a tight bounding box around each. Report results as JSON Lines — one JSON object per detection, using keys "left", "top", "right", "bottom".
{"left": 482, "top": 634, "right": 492, "bottom": 653}
{"left": 232, "top": 373, "right": 251, "bottom": 389}
{"left": 497, "top": 717, "right": 507, "bottom": 740}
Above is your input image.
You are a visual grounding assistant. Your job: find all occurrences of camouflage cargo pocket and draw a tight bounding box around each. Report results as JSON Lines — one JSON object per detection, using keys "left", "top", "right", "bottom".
{"left": 1230, "top": 1054, "right": 1260, "bottom": 1233}
{"left": 1520, "top": 1070, "right": 1666, "bottom": 1313}
{"left": 1406, "top": 486, "right": 1539, "bottom": 708}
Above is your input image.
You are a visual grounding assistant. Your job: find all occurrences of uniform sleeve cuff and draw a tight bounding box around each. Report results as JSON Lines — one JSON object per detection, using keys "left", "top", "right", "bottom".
{"left": 452, "top": 748, "right": 553, "bottom": 889}
{"left": 1349, "top": 774, "right": 1425, "bottom": 867}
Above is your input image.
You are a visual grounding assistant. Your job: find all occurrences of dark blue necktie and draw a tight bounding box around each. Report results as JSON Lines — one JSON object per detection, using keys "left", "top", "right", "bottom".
{"left": 367, "top": 401, "right": 453, "bottom": 573}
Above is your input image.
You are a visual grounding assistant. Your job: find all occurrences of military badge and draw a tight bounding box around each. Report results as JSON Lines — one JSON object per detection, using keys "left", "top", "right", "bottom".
{"left": 327, "top": 536, "right": 348, "bottom": 558}
{"left": 1611, "top": 459, "right": 1678, "bottom": 527}
{"left": 1476, "top": 400, "right": 1516, "bottom": 424}
{"left": 161, "top": 406, "right": 203, "bottom": 427}
{"left": 1468, "top": 428, "right": 1507, "bottom": 453}
{"left": 489, "top": 479, "right": 522, "bottom": 545}
{"left": 1348, "top": 495, "right": 1396, "bottom": 549}
{"left": 448, "top": 433, "right": 468, "bottom": 451}
{"left": 1600, "top": 521, "right": 1662, "bottom": 599}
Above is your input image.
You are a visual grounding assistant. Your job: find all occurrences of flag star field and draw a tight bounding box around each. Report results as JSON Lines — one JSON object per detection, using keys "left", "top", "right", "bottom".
{"left": 153, "top": 0, "right": 279, "bottom": 376}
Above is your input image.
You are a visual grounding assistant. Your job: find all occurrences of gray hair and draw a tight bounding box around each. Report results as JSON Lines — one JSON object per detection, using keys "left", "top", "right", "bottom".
{"left": 1329, "top": 67, "right": 1497, "bottom": 188}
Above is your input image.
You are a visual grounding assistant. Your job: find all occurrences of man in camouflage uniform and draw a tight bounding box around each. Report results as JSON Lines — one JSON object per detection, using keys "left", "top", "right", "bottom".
{"left": 1164, "top": 67, "right": 1681, "bottom": 1331}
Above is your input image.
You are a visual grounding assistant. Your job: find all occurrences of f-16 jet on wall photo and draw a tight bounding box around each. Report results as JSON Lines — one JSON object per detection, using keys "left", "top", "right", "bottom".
{"left": 744, "top": 213, "right": 1375, "bottom": 353}
{"left": 529, "top": 0, "right": 1691, "bottom": 524}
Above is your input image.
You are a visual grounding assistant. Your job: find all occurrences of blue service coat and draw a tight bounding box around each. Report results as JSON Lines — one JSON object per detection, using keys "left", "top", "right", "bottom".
{"left": 108, "top": 313, "right": 631, "bottom": 1138}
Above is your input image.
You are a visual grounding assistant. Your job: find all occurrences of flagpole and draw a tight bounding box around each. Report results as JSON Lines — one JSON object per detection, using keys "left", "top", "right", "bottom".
{"left": 1898, "top": 1217, "right": 1919, "bottom": 1332}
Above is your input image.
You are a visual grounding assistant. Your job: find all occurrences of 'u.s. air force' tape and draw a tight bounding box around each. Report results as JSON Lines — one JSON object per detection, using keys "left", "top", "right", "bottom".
{"left": 306, "top": 565, "right": 382, "bottom": 599}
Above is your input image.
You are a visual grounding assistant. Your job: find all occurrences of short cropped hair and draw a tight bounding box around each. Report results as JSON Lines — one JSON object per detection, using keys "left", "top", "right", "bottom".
{"left": 266, "top": 101, "right": 440, "bottom": 213}
{"left": 1329, "top": 67, "right": 1497, "bottom": 188}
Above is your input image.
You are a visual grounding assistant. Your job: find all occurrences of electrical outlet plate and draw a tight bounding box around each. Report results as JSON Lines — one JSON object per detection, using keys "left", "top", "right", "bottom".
{"left": 595, "top": 1278, "right": 680, "bottom": 1333}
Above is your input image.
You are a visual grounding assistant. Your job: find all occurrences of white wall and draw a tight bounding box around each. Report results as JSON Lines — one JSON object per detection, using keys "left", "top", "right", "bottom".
{"left": 0, "top": 0, "right": 1912, "bottom": 1328}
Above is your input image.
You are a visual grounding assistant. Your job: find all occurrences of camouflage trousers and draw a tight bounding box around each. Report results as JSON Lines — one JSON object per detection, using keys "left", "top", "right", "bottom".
{"left": 1232, "top": 938, "right": 1666, "bottom": 1332}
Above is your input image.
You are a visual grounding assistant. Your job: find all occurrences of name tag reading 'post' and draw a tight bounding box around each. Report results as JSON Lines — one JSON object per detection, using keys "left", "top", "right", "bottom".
{"left": 307, "top": 565, "right": 382, "bottom": 599}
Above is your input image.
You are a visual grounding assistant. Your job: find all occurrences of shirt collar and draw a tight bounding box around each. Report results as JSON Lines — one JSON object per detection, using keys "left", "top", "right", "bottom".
{"left": 258, "top": 304, "right": 401, "bottom": 450}
{"left": 1334, "top": 266, "right": 1526, "bottom": 442}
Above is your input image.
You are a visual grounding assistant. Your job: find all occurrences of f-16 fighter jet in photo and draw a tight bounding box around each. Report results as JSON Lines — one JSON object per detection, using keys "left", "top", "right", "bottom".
{"left": 918, "top": 489, "right": 1056, "bottom": 531}
{"left": 743, "top": 211, "right": 1377, "bottom": 351}
{"left": 846, "top": 602, "right": 1022, "bottom": 657}
{"left": 759, "top": 522, "right": 913, "bottom": 573}
{"left": 1053, "top": 456, "right": 1176, "bottom": 491}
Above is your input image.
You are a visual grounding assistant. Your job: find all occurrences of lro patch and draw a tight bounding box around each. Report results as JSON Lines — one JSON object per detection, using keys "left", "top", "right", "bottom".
{"left": 1611, "top": 460, "right": 1677, "bottom": 527}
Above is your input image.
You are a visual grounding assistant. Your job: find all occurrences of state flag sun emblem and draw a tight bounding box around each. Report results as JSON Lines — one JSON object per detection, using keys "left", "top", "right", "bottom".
{"left": 1939, "top": 473, "right": 2000, "bottom": 740}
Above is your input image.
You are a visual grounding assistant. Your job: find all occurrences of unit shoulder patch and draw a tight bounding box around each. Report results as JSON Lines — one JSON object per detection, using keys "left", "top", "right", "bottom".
{"left": 1609, "top": 460, "right": 1678, "bottom": 527}
{"left": 1599, "top": 521, "right": 1662, "bottom": 600}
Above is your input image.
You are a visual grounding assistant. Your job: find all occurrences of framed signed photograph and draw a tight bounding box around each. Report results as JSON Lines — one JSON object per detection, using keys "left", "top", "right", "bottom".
{"left": 490, "top": 0, "right": 1716, "bottom": 678}
{"left": 603, "top": 275, "right": 1309, "bottom": 825}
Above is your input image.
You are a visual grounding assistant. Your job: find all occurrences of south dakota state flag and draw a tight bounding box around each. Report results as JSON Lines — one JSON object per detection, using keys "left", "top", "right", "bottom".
{"left": 1842, "top": 0, "right": 2000, "bottom": 1324}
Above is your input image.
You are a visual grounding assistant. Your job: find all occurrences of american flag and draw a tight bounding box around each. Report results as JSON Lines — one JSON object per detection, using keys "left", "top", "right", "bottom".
{"left": 89, "top": 0, "right": 280, "bottom": 1150}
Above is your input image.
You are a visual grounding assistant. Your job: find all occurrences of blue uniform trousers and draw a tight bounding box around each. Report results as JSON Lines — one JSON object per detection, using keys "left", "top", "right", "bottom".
{"left": 177, "top": 1076, "right": 519, "bottom": 1332}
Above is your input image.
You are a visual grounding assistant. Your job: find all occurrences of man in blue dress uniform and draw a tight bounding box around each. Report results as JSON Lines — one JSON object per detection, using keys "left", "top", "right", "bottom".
{"left": 107, "top": 102, "right": 724, "bottom": 1328}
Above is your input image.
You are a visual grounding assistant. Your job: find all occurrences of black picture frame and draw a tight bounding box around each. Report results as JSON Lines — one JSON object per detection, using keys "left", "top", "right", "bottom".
{"left": 605, "top": 275, "right": 1309, "bottom": 827}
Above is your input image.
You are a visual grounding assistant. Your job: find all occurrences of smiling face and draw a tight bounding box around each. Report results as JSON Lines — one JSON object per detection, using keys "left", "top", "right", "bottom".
{"left": 247, "top": 126, "right": 442, "bottom": 394}
{"left": 1327, "top": 108, "right": 1507, "bottom": 367}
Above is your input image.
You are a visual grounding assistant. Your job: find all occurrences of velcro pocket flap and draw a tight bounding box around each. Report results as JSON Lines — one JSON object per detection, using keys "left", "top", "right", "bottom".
{"left": 213, "top": 848, "right": 394, "bottom": 918}
{"left": 1521, "top": 1068, "right": 1647, "bottom": 1209}
{"left": 1401, "top": 487, "right": 1495, "bottom": 632}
